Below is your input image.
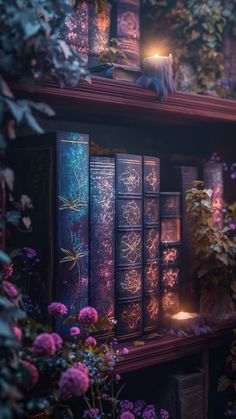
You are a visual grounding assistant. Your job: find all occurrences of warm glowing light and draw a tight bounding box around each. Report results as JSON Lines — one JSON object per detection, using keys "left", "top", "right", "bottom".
{"left": 172, "top": 311, "right": 197, "bottom": 320}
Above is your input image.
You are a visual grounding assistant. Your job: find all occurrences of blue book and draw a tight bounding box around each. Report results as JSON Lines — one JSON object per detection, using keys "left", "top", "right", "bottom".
{"left": 7, "top": 132, "right": 89, "bottom": 334}
{"left": 90, "top": 157, "right": 116, "bottom": 336}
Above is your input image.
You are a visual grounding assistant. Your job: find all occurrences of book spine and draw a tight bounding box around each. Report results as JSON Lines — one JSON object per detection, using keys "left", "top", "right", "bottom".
{"left": 115, "top": 153, "right": 143, "bottom": 339}
{"left": 60, "top": 3, "right": 89, "bottom": 56}
{"left": 143, "top": 156, "right": 160, "bottom": 333}
{"left": 90, "top": 157, "right": 115, "bottom": 336}
{"left": 204, "top": 162, "right": 223, "bottom": 229}
{"left": 160, "top": 193, "right": 182, "bottom": 319}
{"left": 55, "top": 132, "right": 89, "bottom": 334}
{"left": 117, "top": 0, "right": 141, "bottom": 68}
{"left": 88, "top": 3, "right": 112, "bottom": 67}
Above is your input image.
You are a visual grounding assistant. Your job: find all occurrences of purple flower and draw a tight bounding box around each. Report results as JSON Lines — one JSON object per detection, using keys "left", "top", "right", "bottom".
{"left": 70, "top": 326, "right": 81, "bottom": 337}
{"left": 120, "top": 413, "right": 135, "bottom": 419}
{"left": 78, "top": 306, "right": 98, "bottom": 326}
{"left": 3, "top": 281, "right": 18, "bottom": 299}
{"left": 143, "top": 404, "right": 156, "bottom": 418}
{"left": 48, "top": 302, "right": 68, "bottom": 317}
{"left": 229, "top": 223, "right": 236, "bottom": 230}
{"left": 159, "top": 409, "right": 170, "bottom": 419}
{"left": 115, "top": 373, "right": 121, "bottom": 381}
{"left": 32, "top": 333, "right": 55, "bottom": 357}
{"left": 58, "top": 366, "right": 89, "bottom": 400}
{"left": 83, "top": 408, "right": 100, "bottom": 418}
{"left": 21, "top": 360, "right": 39, "bottom": 387}
{"left": 119, "top": 400, "right": 133, "bottom": 413}
{"left": 23, "top": 247, "right": 36, "bottom": 259}
{"left": 133, "top": 400, "right": 146, "bottom": 416}
{"left": 51, "top": 333, "right": 63, "bottom": 349}
{"left": 123, "top": 347, "right": 129, "bottom": 355}
{"left": 85, "top": 336, "right": 97, "bottom": 346}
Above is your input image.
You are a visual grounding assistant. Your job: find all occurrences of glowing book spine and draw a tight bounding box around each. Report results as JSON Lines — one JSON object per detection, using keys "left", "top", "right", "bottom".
{"left": 160, "top": 192, "right": 182, "bottom": 320}
{"left": 143, "top": 156, "right": 160, "bottom": 333}
{"left": 90, "top": 157, "right": 115, "bottom": 336}
{"left": 115, "top": 154, "right": 143, "bottom": 340}
{"left": 60, "top": 3, "right": 89, "bottom": 56}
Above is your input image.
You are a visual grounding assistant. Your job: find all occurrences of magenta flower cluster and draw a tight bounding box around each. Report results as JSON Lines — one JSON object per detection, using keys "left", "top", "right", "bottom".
{"left": 78, "top": 306, "right": 98, "bottom": 326}
{"left": 58, "top": 366, "right": 89, "bottom": 401}
{"left": 120, "top": 412, "right": 135, "bottom": 419}
{"left": 48, "top": 302, "right": 68, "bottom": 317}
{"left": 21, "top": 360, "right": 39, "bottom": 387}
{"left": 85, "top": 336, "right": 97, "bottom": 346}
{"left": 70, "top": 326, "right": 81, "bottom": 337}
{"left": 83, "top": 408, "right": 100, "bottom": 418}
{"left": 3, "top": 281, "right": 18, "bottom": 299}
{"left": 32, "top": 333, "right": 56, "bottom": 357}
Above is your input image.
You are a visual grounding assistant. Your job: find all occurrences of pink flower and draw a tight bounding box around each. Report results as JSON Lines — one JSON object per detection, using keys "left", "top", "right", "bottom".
{"left": 3, "top": 281, "right": 18, "bottom": 299}
{"left": 48, "top": 302, "right": 68, "bottom": 317}
{"left": 78, "top": 306, "right": 98, "bottom": 326}
{"left": 12, "top": 326, "right": 22, "bottom": 341}
{"left": 120, "top": 412, "right": 135, "bottom": 419}
{"left": 70, "top": 326, "right": 81, "bottom": 337}
{"left": 32, "top": 333, "right": 55, "bottom": 357}
{"left": 21, "top": 360, "right": 39, "bottom": 387}
{"left": 51, "top": 333, "right": 63, "bottom": 349}
{"left": 85, "top": 336, "right": 97, "bottom": 346}
{"left": 58, "top": 366, "right": 89, "bottom": 400}
{"left": 115, "top": 373, "right": 121, "bottom": 381}
{"left": 76, "top": 363, "right": 89, "bottom": 376}
{"left": 3, "top": 264, "right": 14, "bottom": 279}
{"left": 123, "top": 347, "right": 129, "bottom": 355}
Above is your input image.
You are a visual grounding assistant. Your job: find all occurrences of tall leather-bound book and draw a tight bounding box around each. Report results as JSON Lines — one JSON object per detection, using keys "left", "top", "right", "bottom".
{"left": 204, "top": 162, "right": 223, "bottom": 229}
{"left": 115, "top": 154, "right": 143, "bottom": 340}
{"left": 90, "top": 157, "right": 115, "bottom": 336}
{"left": 7, "top": 132, "right": 89, "bottom": 333}
{"left": 160, "top": 192, "right": 182, "bottom": 321}
{"left": 116, "top": 0, "right": 141, "bottom": 68}
{"left": 143, "top": 156, "right": 160, "bottom": 333}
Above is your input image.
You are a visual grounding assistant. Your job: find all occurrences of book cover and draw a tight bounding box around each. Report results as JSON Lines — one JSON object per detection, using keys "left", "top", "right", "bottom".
{"left": 115, "top": 153, "right": 143, "bottom": 339}
{"left": 143, "top": 156, "right": 160, "bottom": 333}
{"left": 7, "top": 132, "right": 89, "bottom": 334}
{"left": 90, "top": 157, "right": 115, "bottom": 336}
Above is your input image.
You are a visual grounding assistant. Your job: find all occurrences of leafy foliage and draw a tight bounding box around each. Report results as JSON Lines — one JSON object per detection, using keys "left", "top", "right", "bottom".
{"left": 186, "top": 181, "right": 236, "bottom": 290}
{"left": 144, "top": 0, "right": 236, "bottom": 97}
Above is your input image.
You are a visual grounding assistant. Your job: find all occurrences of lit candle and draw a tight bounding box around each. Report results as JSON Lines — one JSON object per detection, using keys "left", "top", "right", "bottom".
{"left": 166, "top": 310, "right": 212, "bottom": 337}
{"left": 137, "top": 53, "right": 176, "bottom": 101}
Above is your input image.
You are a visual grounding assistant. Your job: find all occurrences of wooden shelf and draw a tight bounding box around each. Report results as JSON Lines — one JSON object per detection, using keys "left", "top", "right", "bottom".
{"left": 117, "top": 326, "right": 233, "bottom": 374}
{"left": 14, "top": 77, "right": 236, "bottom": 127}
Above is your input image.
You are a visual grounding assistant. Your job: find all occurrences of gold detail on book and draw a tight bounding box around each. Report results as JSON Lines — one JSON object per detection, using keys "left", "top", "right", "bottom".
{"left": 58, "top": 169, "right": 86, "bottom": 212}
{"left": 119, "top": 166, "right": 140, "bottom": 192}
{"left": 146, "top": 263, "right": 158, "bottom": 289}
{"left": 60, "top": 243, "right": 87, "bottom": 271}
{"left": 147, "top": 295, "right": 159, "bottom": 320}
{"left": 121, "top": 303, "right": 141, "bottom": 329}
{"left": 120, "top": 231, "right": 141, "bottom": 264}
{"left": 122, "top": 200, "right": 140, "bottom": 225}
{"left": 147, "top": 229, "right": 158, "bottom": 259}
{"left": 145, "top": 168, "right": 159, "bottom": 192}
{"left": 120, "top": 270, "right": 141, "bottom": 295}
{"left": 146, "top": 199, "right": 158, "bottom": 223}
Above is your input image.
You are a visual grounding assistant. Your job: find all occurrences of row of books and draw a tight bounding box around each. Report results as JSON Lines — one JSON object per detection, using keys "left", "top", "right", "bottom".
{"left": 8, "top": 131, "right": 223, "bottom": 340}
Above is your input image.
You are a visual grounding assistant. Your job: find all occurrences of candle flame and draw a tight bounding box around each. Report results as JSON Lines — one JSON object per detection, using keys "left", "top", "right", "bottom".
{"left": 172, "top": 311, "right": 197, "bottom": 320}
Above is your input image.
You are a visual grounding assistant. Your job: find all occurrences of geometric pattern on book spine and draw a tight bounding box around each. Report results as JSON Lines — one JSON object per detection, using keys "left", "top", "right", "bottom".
{"left": 90, "top": 157, "right": 115, "bottom": 334}
{"left": 115, "top": 153, "right": 143, "bottom": 339}
{"left": 204, "top": 162, "right": 223, "bottom": 229}
{"left": 117, "top": 0, "right": 140, "bottom": 68}
{"left": 143, "top": 156, "right": 160, "bottom": 332}
{"left": 56, "top": 131, "right": 89, "bottom": 332}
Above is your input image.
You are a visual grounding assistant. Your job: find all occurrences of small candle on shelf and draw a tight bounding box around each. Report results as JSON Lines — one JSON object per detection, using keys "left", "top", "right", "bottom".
{"left": 165, "top": 310, "right": 212, "bottom": 337}
{"left": 137, "top": 52, "right": 176, "bottom": 101}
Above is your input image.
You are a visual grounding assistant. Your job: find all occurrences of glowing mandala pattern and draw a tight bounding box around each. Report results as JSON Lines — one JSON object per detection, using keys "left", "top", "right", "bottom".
{"left": 147, "top": 229, "right": 159, "bottom": 259}
{"left": 120, "top": 270, "right": 141, "bottom": 295}
{"left": 122, "top": 200, "right": 141, "bottom": 225}
{"left": 119, "top": 167, "right": 140, "bottom": 192}
{"left": 121, "top": 303, "right": 141, "bottom": 329}
{"left": 147, "top": 295, "right": 159, "bottom": 321}
{"left": 145, "top": 168, "right": 159, "bottom": 192}
{"left": 162, "top": 268, "right": 179, "bottom": 288}
{"left": 146, "top": 263, "right": 158, "bottom": 289}
{"left": 120, "top": 232, "right": 141, "bottom": 264}
{"left": 146, "top": 199, "right": 159, "bottom": 223}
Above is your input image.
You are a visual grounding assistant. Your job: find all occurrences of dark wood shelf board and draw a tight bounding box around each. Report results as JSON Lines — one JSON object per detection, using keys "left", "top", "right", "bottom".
{"left": 117, "top": 326, "right": 233, "bottom": 374}
{"left": 13, "top": 77, "right": 236, "bottom": 127}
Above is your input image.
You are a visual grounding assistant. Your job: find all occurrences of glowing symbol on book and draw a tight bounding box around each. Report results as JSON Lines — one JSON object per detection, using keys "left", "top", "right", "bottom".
{"left": 120, "top": 270, "right": 141, "bottom": 295}
{"left": 119, "top": 166, "right": 140, "bottom": 192}
{"left": 146, "top": 199, "right": 159, "bottom": 223}
{"left": 59, "top": 169, "right": 86, "bottom": 212}
{"left": 147, "top": 295, "right": 159, "bottom": 320}
{"left": 162, "top": 268, "right": 179, "bottom": 288}
{"left": 147, "top": 229, "right": 158, "bottom": 258}
{"left": 60, "top": 243, "right": 87, "bottom": 271}
{"left": 121, "top": 302, "right": 141, "bottom": 329}
{"left": 146, "top": 263, "right": 158, "bottom": 289}
{"left": 122, "top": 200, "right": 140, "bottom": 225}
{"left": 120, "top": 232, "right": 141, "bottom": 264}
{"left": 163, "top": 247, "right": 178, "bottom": 264}
{"left": 145, "top": 168, "right": 159, "bottom": 192}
